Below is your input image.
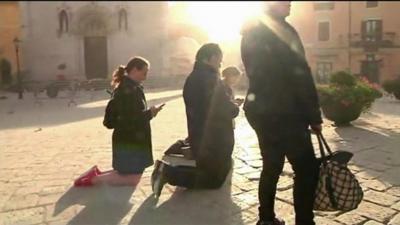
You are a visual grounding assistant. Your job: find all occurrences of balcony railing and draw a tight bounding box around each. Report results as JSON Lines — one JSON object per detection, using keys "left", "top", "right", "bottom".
{"left": 350, "top": 32, "right": 397, "bottom": 50}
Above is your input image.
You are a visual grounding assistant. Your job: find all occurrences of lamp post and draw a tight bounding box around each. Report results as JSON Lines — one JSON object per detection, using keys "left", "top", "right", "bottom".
{"left": 13, "top": 37, "right": 23, "bottom": 99}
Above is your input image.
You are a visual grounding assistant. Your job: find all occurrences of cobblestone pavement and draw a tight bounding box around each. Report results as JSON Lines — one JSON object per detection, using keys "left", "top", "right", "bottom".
{"left": 0, "top": 90, "right": 399, "bottom": 225}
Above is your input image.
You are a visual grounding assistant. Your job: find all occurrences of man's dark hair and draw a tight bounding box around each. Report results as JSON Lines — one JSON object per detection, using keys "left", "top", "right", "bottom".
{"left": 195, "top": 43, "right": 222, "bottom": 62}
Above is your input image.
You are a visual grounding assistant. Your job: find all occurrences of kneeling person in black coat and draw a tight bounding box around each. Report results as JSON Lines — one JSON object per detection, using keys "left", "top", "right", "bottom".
{"left": 152, "top": 43, "right": 240, "bottom": 197}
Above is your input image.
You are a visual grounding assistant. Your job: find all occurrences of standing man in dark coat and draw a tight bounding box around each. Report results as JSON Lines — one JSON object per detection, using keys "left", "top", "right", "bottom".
{"left": 241, "top": 2, "right": 322, "bottom": 225}
{"left": 184, "top": 43, "right": 240, "bottom": 188}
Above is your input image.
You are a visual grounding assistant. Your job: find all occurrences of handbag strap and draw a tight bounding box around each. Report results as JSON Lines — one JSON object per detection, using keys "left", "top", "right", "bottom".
{"left": 319, "top": 133, "right": 333, "bottom": 155}
{"left": 317, "top": 133, "right": 333, "bottom": 163}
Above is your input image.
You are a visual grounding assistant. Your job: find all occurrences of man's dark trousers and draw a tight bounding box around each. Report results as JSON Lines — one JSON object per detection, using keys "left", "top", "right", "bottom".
{"left": 246, "top": 113, "right": 320, "bottom": 225}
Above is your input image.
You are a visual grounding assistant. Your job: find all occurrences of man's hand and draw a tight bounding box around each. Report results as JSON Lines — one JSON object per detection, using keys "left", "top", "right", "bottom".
{"left": 234, "top": 98, "right": 244, "bottom": 106}
{"left": 310, "top": 124, "right": 322, "bottom": 134}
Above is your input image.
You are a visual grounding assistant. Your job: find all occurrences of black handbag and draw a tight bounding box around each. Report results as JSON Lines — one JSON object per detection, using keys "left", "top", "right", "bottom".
{"left": 313, "top": 133, "right": 364, "bottom": 211}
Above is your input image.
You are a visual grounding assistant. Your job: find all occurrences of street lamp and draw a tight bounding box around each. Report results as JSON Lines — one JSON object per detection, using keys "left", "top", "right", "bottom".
{"left": 13, "top": 37, "right": 23, "bottom": 99}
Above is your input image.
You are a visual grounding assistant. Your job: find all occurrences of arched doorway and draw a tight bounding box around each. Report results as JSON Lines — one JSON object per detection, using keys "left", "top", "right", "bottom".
{"left": 74, "top": 4, "right": 113, "bottom": 80}
{"left": 84, "top": 36, "right": 107, "bottom": 79}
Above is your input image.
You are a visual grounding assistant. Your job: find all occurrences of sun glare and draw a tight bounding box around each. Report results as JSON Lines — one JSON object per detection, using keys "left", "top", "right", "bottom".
{"left": 169, "top": 2, "right": 262, "bottom": 43}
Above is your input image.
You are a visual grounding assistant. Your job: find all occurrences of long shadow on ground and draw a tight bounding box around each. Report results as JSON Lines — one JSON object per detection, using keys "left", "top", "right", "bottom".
{"left": 129, "top": 172, "right": 245, "bottom": 225}
{"left": 332, "top": 120, "right": 400, "bottom": 187}
{"left": 54, "top": 185, "right": 136, "bottom": 225}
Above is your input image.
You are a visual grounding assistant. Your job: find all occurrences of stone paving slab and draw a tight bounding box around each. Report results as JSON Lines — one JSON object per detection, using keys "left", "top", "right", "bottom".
{"left": 1, "top": 92, "right": 400, "bottom": 225}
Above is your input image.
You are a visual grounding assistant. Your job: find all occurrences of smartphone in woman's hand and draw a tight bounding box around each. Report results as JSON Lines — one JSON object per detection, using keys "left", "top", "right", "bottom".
{"left": 157, "top": 103, "right": 166, "bottom": 109}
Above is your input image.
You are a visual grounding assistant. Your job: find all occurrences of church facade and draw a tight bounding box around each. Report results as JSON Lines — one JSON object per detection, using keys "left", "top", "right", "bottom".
{"left": 19, "top": 1, "right": 169, "bottom": 81}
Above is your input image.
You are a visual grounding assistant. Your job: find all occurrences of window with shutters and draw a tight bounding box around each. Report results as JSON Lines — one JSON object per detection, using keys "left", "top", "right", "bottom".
{"left": 361, "top": 54, "right": 380, "bottom": 83}
{"left": 316, "top": 62, "right": 333, "bottom": 84}
{"left": 318, "top": 21, "right": 330, "bottom": 41}
{"left": 314, "top": 2, "right": 335, "bottom": 10}
{"left": 366, "top": 1, "right": 378, "bottom": 8}
{"left": 362, "top": 19, "right": 382, "bottom": 41}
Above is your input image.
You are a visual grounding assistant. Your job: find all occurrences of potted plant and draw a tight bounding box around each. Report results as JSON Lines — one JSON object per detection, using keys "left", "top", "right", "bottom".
{"left": 317, "top": 71, "right": 382, "bottom": 126}
{"left": 382, "top": 77, "right": 400, "bottom": 100}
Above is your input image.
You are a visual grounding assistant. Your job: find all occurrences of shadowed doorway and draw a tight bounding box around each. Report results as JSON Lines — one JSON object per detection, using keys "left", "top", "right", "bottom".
{"left": 84, "top": 36, "right": 108, "bottom": 80}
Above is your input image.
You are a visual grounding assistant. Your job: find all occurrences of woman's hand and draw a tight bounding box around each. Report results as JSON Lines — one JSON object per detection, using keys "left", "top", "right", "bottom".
{"left": 150, "top": 103, "right": 165, "bottom": 118}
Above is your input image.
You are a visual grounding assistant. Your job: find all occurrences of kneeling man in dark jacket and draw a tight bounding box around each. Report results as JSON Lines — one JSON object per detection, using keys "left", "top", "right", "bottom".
{"left": 152, "top": 43, "right": 240, "bottom": 196}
